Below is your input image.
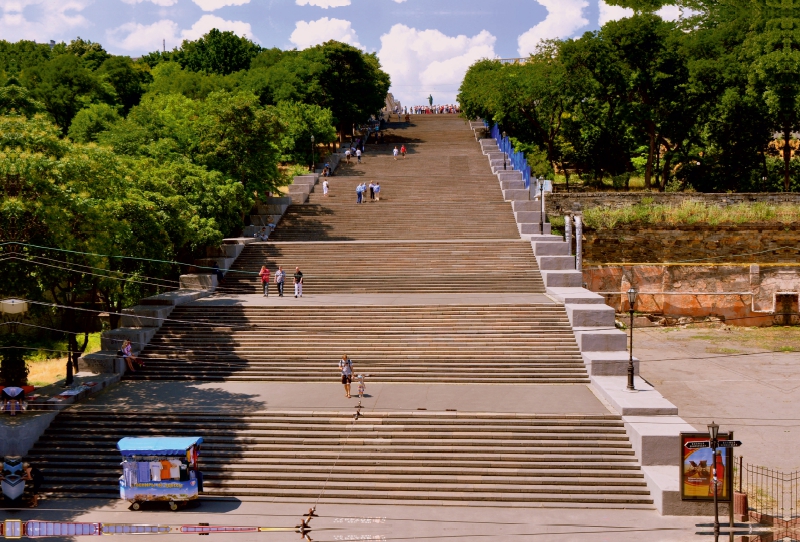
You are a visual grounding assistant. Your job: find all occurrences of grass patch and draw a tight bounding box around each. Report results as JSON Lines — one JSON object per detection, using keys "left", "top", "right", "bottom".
{"left": 582, "top": 201, "right": 800, "bottom": 229}
{"left": 21, "top": 332, "right": 103, "bottom": 387}
{"left": 27, "top": 358, "right": 68, "bottom": 387}
{"left": 706, "top": 347, "right": 742, "bottom": 354}
{"left": 691, "top": 326, "right": 800, "bottom": 352}
{"left": 24, "top": 332, "right": 102, "bottom": 362}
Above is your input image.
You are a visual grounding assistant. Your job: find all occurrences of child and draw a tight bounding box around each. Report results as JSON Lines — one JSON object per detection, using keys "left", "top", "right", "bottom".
{"left": 356, "top": 374, "right": 366, "bottom": 399}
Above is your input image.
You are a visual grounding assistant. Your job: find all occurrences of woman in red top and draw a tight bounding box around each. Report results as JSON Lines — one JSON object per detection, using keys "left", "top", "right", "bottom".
{"left": 259, "top": 265, "right": 270, "bottom": 297}
{"left": 400, "top": 144, "right": 407, "bottom": 158}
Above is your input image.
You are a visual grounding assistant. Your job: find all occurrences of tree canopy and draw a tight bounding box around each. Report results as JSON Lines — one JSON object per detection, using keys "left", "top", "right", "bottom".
{"left": 459, "top": 2, "right": 799, "bottom": 192}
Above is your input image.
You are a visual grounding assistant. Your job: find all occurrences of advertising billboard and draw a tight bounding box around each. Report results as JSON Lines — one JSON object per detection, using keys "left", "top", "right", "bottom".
{"left": 680, "top": 432, "right": 733, "bottom": 502}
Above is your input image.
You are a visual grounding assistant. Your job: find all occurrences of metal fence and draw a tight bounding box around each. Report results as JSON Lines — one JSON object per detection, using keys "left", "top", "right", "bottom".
{"left": 740, "top": 459, "right": 800, "bottom": 539}
{"left": 486, "top": 122, "right": 532, "bottom": 189}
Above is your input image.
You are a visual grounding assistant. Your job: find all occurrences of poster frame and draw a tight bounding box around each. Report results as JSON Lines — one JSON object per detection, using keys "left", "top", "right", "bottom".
{"left": 680, "top": 432, "right": 734, "bottom": 502}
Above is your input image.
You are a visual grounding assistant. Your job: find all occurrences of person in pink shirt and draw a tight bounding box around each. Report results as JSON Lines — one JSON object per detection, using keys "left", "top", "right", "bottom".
{"left": 259, "top": 265, "right": 270, "bottom": 297}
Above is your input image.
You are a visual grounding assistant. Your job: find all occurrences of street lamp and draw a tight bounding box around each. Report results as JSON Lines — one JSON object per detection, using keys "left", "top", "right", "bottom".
{"left": 626, "top": 286, "right": 638, "bottom": 391}
{"left": 708, "top": 420, "right": 721, "bottom": 538}
{"left": 539, "top": 179, "right": 545, "bottom": 235}
{"left": 310, "top": 134, "right": 315, "bottom": 173}
{"left": 502, "top": 131, "right": 507, "bottom": 170}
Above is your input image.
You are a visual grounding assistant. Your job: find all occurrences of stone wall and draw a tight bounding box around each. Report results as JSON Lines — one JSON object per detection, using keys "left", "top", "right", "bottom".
{"left": 548, "top": 192, "right": 800, "bottom": 215}
{"left": 580, "top": 223, "right": 799, "bottom": 264}
{"left": 584, "top": 263, "right": 800, "bottom": 326}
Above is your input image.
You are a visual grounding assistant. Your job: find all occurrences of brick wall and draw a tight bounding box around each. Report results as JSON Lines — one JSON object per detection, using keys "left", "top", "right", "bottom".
{"left": 584, "top": 263, "right": 799, "bottom": 325}
{"left": 581, "top": 223, "right": 799, "bottom": 264}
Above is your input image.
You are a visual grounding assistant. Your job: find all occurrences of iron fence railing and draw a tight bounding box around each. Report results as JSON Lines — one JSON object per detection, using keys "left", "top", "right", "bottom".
{"left": 739, "top": 458, "right": 800, "bottom": 539}
{"left": 485, "top": 122, "right": 532, "bottom": 189}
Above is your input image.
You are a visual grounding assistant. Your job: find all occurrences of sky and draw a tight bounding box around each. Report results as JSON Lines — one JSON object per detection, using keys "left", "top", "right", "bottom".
{"left": 0, "top": 0, "right": 681, "bottom": 105}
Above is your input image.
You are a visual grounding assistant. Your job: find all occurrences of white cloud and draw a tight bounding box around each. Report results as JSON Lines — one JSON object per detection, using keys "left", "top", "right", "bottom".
{"left": 106, "top": 19, "right": 180, "bottom": 52}
{"left": 181, "top": 14, "right": 254, "bottom": 40}
{"left": 598, "top": 1, "right": 690, "bottom": 25}
{"left": 289, "top": 17, "right": 363, "bottom": 50}
{"left": 192, "top": 0, "right": 250, "bottom": 11}
{"left": 598, "top": 1, "right": 632, "bottom": 25}
{"left": 656, "top": 4, "right": 682, "bottom": 21}
{"left": 517, "top": 0, "right": 589, "bottom": 56}
{"left": 295, "top": 0, "right": 351, "bottom": 7}
{"left": 378, "top": 24, "right": 496, "bottom": 106}
{"left": 392, "top": 0, "right": 407, "bottom": 2}
{"left": 107, "top": 15, "right": 255, "bottom": 53}
{"left": 120, "top": 0, "right": 179, "bottom": 5}
{"left": 0, "top": 0, "right": 91, "bottom": 42}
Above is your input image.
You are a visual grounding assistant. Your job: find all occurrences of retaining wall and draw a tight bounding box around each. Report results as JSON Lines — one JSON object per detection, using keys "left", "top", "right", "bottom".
{"left": 585, "top": 264, "right": 800, "bottom": 325}
{"left": 580, "top": 223, "right": 799, "bottom": 265}
{"left": 548, "top": 192, "right": 800, "bottom": 214}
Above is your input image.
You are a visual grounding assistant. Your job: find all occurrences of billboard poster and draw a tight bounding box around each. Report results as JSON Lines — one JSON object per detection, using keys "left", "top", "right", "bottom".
{"left": 680, "top": 432, "right": 733, "bottom": 502}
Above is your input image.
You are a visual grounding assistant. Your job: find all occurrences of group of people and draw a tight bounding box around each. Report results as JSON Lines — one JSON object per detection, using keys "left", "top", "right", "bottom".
{"left": 356, "top": 181, "right": 380, "bottom": 203}
{"left": 258, "top": 265, "right": 305, "bottom": 298}
{"left": 338, "top": 355, "right": 366, "bottom": 399}
{"left": 344, "top": 147, "right": 363, "bottom": 163}
{"left": 393, "top": 145, "right": 407, "bottom": 160}
{"left": 410, "top": 104, "right": 460, "bottom": 115}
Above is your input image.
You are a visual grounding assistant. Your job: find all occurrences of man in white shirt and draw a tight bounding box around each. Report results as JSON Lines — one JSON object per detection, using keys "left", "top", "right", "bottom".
{"left": 356, "top": 148, "right": 362, "bottom": 163}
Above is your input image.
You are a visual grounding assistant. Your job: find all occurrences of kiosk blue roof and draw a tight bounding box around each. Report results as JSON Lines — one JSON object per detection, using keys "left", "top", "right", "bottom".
{"left": 117, "top": 437, "right": 203, "bottom": 456}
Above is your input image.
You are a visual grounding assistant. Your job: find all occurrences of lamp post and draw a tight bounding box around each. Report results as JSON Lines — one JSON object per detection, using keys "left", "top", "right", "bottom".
{"left": 310, "top": 134, "right": 315, "bottom": 173}
{"left": 708, "top": 421, "right": 721, "bottom": 539}
{"left": 539, "top": 179, "right": 545, "bottom": 235}
{"left": 502, "top": 131, "right": 507, "bottom": 170}
{"left": 626, "top": 287, "right": 638, "bottom": 391}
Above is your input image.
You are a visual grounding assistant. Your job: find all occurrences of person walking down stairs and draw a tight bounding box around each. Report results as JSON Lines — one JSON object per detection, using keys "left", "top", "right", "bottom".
{"left": 339, "top": 355, "right": 353, "bottom": 398}
{"left": 374, "top": 182, "right": 380, "bottom": 201}
{"left": 259, "top": 265, "right": 270, "bottom": 297}
{"left": 393, "top": 146, "right": 399, "bottom": 160}
{"left": 369, "top": 181, "right": 375, "bottom": 201}
{"left": 293, "top": 267, "right": 303, "bottom": 298}
{"left": 401, "top": 144, "right": 407, "bottom": 159}
{"left": 275, "top": 266, "right": 285, "bottom": 297}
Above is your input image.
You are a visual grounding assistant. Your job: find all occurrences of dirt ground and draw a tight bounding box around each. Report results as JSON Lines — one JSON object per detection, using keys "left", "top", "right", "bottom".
{"left": 637, "top": 325, "right": 800, "bottom": 472}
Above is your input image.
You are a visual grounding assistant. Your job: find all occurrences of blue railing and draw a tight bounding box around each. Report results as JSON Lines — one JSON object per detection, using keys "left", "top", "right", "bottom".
{"left": 488, "top": 123, "right": 531, "bottom": 189}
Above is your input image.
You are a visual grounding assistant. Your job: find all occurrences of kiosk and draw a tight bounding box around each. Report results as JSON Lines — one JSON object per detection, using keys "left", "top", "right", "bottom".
{"left": 117, "top": 437, "right": 203, "bottom": 510}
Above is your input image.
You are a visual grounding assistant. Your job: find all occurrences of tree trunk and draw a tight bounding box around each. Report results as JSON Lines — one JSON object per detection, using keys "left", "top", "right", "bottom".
{"left": 783, "top": 125, "right": 792, "bottom": 192}
{"left": 661, "top": 153, "right": 672, "bottom": 192}
{"left": 644, "top": 129, "right": 655, "bottom": 190}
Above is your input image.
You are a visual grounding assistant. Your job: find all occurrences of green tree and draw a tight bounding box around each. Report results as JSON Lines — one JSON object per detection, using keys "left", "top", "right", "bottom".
{"left": 65, "top": 37, "right": 111, "bottom": 70}
{"left": 97, "top": 56, "right": 152, "bottom": 113}
{"left": 176, "top": 29, "right": 261, "bottom": 75}
{"left": 196, "top": 91, "right": 284, "bottom": 195}
{"left": 68, "top": 103, "right": 121, "bottom": 143}
{"left": 0, "top": 76, "right": 44, "bottom": 117}
{"left": 274, "top": 100, "right": 337, "bottom": 164}
{"left": 22, "top": 54, "right": 115, "bottom": 132}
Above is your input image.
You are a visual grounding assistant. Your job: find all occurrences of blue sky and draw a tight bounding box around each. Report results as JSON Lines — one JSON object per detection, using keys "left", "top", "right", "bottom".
{"left": 0, "top": 0, "right": 677, "bottom": 104}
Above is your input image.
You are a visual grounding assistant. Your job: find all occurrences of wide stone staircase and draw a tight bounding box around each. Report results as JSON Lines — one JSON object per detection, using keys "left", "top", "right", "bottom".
{"left": 221, "top": 240, "right": 545, "bottom": 294}
{"left": 28, "top": 115, "right": 653, "bottom": 509}
{"left": 127, "top": 304, "right": 588, "bottom": 383}
{"left": 27, "top": 410, "right": 653, "bottom": 507}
